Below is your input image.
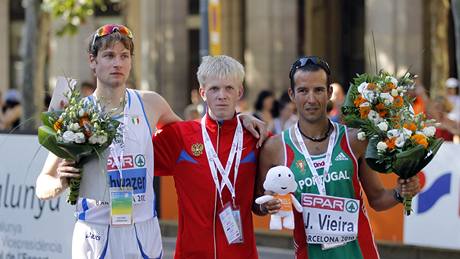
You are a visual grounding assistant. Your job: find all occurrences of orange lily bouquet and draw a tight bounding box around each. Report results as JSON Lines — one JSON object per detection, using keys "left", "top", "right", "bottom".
{"left": 38, "top": 79, "right": 120, "bottom": 205}
{"left": 342, "top": 71, "right": 443, "bottom": 215}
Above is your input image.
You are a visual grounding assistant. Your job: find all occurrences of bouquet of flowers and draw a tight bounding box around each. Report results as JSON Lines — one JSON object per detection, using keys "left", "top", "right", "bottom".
{"left": 38, "top": 79, "right": 120, "bottom": 205}
{"left": 342, "top": 71, "right": 443, "bottom": 215}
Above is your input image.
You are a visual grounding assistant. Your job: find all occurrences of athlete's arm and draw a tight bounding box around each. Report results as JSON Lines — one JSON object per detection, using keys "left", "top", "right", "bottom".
{"left": 350, "top": 128, "right": 420, "bottom": 211}
{"left": 239, "top": 114, "right": 269, "bottom": 148}
{"left": 358, "top": 159, "right": 400, "bottom": 211}
{"left": 253, "top": 136, "right": 283, "bottom": 215}
{"left": 153, "top": 123, "right": 182, "bottom": 176}
{"left": 139, "top": 91, "right": 182, "bottom": 129}
{"left": 36, "top": 153, "right": 80, "bottom": 200}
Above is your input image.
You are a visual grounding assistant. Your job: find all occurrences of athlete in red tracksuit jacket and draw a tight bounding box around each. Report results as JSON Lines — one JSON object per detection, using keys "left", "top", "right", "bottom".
{"left": 154, "top": 55, "right": 266, "bottom": 259}
{"left": 154, "top": 114, "right": 259, "bottom": 258}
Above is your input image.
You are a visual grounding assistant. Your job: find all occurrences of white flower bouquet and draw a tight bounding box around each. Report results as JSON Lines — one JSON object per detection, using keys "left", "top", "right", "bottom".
{"left": 38, "top": 79, "right": 120, "bottom": 205}
{"left": 342, "top": 71, "right": 443, "bottom": 215}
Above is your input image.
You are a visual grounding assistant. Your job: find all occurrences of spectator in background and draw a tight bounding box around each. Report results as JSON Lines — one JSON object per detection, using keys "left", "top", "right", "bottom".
{"left": 0, "top": 89, "right": 22, "bottom": 131}
{"left": 237, "top": 96, "right": 249, "bottom": 113}
{"left": 190, "top": 88, "right": 206, "bottom": 115}
{"left": 428, "top": 95, "right": 459, "bottom": 141}
{"left": 273, "top": 91, "right": 297, "bottom": 134}
{"left": 328, "top": 82, "right": 345, "bottom": 122}
{"left": 80, "top": 81, "right": 96, "bottom": 97}
{"left": 409, "top": 78, "right": 429, "bottom": 115}
{"left": 236, "top": 90, "right": 250, "bottom": 114}
{"left": 183, "top": 104, "right": 200, "bottom": 120}
{"left": 184, "top": 88, "right": 206, "bottom": 120}
{"left": 445, "top": 77, "right": 460, "bottom": 122}
{"left": 253, "top": 90, "right": 276, "bottom": 132}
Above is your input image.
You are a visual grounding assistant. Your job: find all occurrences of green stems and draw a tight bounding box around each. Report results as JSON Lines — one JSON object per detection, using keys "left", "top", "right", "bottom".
{"left": 66, "top": 161, "right": 82, "bottom": 205}
{"left": 403, "top": 195, "right": 412, "bottom": 216}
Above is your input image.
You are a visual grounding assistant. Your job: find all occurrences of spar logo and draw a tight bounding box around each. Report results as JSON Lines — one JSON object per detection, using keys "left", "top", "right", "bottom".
{"left": 302, "top": 194, "right": 345, "bottom": 211}
{"left": 345, "top": 200, "right": 358, "bottom": 213}
{"left": 135, "top": 154, "right": 146, "bottom": 167}
{"left": 416, "top": 171, "right": 452, "bottom": 214}
{"left": 107, "top": 155, "right": 134, "bottom": 170}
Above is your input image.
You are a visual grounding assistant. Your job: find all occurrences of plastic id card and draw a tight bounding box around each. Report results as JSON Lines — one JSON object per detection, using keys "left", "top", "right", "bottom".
{"left": 110, "top": 187, "right": 133, "bottom": 226}
{"left": 218, "top": 202, "right": 242, "bottom": 244}
{"left": 232, "top": 206, "right": 244, "bottom": 244}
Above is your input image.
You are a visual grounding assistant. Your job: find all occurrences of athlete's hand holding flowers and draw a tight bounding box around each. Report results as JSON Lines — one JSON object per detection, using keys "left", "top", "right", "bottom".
{"left": 342, "top": 71, "right": 442, "bottom": 215}
{"left": 55, "top": 159, "right": 81, "bottom": 187}
{"left": 38, "top": 79, "right": 120, "bottom": 205}
{"left": 397, "top": 176, "right": 420, "bottom": 202}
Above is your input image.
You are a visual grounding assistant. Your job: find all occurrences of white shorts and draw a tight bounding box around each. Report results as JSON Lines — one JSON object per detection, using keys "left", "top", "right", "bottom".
{"left": 72, "top": 217, "right": 163, "bottom": 259}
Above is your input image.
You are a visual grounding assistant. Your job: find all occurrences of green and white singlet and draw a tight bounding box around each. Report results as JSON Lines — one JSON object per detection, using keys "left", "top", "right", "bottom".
{"left": 282, "top": 123, "right": 379, "bottom": 259}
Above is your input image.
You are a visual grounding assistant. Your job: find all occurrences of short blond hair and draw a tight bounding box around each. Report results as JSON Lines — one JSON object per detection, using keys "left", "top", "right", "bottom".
{"left": 197, "top": 55, "right": 245, "bottom": 86}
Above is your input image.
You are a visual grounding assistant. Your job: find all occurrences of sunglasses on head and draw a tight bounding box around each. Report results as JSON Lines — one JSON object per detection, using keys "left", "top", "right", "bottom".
{"left": 91, "top": 24, "right": 133, "bottom": 51}
{"left": 289, "top": 56, "right": 331, "bottom": 79}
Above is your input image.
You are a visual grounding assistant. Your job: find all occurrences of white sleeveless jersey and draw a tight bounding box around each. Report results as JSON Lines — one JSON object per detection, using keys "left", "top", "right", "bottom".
{"left": 75, "top": 89, "right": 156, "bottom": 224}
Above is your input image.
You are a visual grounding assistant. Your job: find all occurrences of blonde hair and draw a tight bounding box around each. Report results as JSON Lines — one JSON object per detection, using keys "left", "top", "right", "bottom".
{"left": 197, "top": 55, "right": 245, "bottom": 86}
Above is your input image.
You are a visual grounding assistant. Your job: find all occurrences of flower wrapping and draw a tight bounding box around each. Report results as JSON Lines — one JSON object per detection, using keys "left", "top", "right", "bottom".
{"left": 342, "top": 71, "right": 443, "bottom": 215}
{"left": 38, "top": 79, "right": 120, "bottom": 205}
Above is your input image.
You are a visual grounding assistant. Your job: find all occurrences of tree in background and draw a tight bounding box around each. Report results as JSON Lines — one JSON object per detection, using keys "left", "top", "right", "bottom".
{"left": 21, "top": 0, "right": 44, "bottom": 131}
{"left": 21, "top": 0, "right": 113, "bottom": 131}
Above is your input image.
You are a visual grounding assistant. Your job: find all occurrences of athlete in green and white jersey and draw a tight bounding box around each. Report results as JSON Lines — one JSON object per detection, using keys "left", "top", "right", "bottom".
{"left": 257, "top": 56, "right": 420, "bottom": 259}
{"left": 282, "top": 122, "right": 378, "bottom": 258}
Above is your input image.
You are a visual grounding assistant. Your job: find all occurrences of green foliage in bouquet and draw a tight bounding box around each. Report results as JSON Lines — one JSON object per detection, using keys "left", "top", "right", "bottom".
{"left": 38, "top": 81, "right": 120, "bottom": 205}
{"left": 342, "top": 71, "right": 444, "bottom": 215}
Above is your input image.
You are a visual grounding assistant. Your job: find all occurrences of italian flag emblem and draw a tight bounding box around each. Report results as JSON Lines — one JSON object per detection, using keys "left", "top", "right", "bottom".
{"left": 131, "top": 116, "right": 140, "bottom": 125}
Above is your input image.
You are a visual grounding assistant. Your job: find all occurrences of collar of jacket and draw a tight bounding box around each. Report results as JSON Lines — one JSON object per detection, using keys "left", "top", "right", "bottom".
{"left": 204, "top": 112, "right": 239, "bottom": 134}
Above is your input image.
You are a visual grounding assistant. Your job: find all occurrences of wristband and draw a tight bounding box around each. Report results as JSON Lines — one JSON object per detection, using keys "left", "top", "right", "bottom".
{"left": 393, "top": 188, "right": 404, "bottom": 203}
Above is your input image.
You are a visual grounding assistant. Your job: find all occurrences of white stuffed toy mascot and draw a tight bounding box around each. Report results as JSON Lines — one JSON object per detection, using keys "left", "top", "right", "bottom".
{"left": 255, "top": 165, "right": 302, "bottom": 230}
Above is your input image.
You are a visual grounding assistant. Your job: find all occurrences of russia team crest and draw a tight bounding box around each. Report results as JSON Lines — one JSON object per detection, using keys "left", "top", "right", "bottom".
{"left": 191, "top": 143, "right": 204, "bottom": 156}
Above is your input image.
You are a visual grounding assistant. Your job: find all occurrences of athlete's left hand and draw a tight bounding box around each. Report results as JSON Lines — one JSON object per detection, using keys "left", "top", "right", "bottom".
{"left": 260, "top": 191, "right": 281, "bottom": 215}
{"left": 398, "top": 175, "right": 420, "bottom": 197}
{"left": 239, "top": 114, "right": 269, "bottom": 148}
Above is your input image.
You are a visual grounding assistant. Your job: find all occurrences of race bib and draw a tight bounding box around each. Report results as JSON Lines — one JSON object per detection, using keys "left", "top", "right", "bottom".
{"left": 301, "top": 193, "right": 359, "bottom": 245}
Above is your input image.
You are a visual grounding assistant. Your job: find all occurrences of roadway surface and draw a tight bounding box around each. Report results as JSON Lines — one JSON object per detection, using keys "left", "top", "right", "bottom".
{"left": 161, "top": 237, "right": 294, "bottom": 259}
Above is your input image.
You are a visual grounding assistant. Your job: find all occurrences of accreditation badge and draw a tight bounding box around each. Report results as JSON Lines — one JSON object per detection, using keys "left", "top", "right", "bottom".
{"left": 231, "top": 205, "right": 244, "bottom": 244}
{"left": 110, "top": 187, "right": 133, "bottom": 226}
{"left": 218, "top": 202, "right": 242, "bottom": 244}
{"left": 301, "top": 193, "right": 359, "bottom": 248}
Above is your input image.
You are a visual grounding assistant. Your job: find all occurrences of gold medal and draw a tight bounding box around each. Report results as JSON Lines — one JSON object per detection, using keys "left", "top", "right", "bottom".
{"left": 191, "top": 143, "right": 204, "bottom": 156}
